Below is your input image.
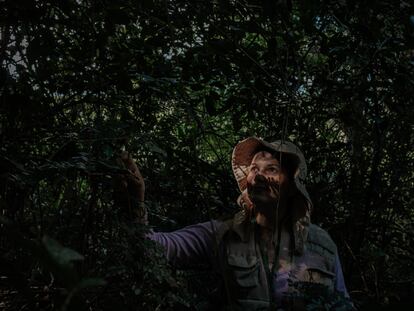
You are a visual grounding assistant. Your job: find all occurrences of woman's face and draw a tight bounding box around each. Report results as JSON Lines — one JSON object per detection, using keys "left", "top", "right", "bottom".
{"left": 246, "top": 151, "right": 291, "bottom": 206}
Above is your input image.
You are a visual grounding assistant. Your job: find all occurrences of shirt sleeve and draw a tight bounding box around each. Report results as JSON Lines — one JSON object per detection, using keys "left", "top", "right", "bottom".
{"left": 146, "top": 220, "right": 219, "bottom": 268}
{"left": 334, "top": 252, "right": 350, "bottom": 298}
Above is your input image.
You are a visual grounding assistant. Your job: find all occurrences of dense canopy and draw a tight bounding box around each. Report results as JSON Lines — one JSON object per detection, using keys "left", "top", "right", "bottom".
{"left": 1, "top": 0, "right": 413, "bottom": 310}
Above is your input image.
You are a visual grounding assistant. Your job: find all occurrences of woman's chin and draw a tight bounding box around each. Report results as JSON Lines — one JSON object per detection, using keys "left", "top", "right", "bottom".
{"left": 251, "top": 193, "right": 279, "bottom": 208}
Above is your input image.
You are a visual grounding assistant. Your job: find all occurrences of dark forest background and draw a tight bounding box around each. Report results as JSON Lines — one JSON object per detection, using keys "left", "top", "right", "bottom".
{"left": 1, "top": 0, "right": 413, "bottom": 310}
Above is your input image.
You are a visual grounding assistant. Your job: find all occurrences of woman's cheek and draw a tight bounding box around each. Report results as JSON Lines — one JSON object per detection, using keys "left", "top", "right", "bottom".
{"left": 246, "top": 172, "right": 254, "bottom": 184}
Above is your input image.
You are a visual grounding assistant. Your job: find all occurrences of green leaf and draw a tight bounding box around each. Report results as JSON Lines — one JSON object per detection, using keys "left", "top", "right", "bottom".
{"left": 42, "top": 236, "right": 84, "bottom": 266}
{"left": 76, "top": 277, "right": 107, "bottom": 289}
{"left": 147, "top": 142, "right": 167, "bottom": 157}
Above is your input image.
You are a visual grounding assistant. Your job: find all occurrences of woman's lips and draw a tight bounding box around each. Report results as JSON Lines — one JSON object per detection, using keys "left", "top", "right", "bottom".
{"left": 249, "top": 181, "right": 280, "bottom": 198}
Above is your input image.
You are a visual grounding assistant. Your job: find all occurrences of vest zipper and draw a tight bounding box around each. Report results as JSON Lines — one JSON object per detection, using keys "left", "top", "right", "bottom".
{"left": 258, "top": 225, "right": 282, "bottom": 310}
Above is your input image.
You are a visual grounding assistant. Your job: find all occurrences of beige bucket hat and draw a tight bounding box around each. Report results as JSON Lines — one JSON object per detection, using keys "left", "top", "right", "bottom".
{"left": 232, "top": 136, "right": 312, "bottom": 208}
{"left": 232, "top": 137, "right": 312, "bottom": 254}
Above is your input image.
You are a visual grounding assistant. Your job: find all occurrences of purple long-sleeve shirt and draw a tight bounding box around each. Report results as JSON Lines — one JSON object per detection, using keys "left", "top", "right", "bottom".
{"left": 148, "top": 220, "right": 350, "bottom": 302}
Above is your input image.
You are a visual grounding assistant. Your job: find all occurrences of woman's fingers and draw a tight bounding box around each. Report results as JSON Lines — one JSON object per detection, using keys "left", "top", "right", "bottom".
{"left": 114, "top": 151, "right": 147, "bottom": 223}
{"left": 117, "top": 151, "right": 145, "bottom": 200}
{"left": 123, "top": 153, "right": 143, "bottom": 179}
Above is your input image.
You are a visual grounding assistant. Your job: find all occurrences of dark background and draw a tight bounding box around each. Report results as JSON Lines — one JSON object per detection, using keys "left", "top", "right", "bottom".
{"left": 1, "top": 0, "right": 413, "bottom": 310}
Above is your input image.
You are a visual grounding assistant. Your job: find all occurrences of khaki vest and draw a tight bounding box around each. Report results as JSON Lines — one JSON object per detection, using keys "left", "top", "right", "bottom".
{"left": 215, "top": 216, "right": 337, "bottom": 311}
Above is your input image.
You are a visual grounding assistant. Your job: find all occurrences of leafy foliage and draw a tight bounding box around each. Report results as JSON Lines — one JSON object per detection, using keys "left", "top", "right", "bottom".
{"left": 1, "top": 0, "right": 413, "bottom": 310}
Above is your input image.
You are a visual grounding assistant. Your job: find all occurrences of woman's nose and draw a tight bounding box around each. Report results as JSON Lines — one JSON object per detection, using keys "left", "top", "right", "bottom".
{"left": 254, "top": 174, "right": 267, "bottom": 184}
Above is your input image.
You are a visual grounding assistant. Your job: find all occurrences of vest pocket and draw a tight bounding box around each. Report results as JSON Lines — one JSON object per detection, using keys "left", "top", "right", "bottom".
{"left": 305, "top": 264, "right": 335, "bottom": 289}
{"left": 292, "top": 251, "right": 336, "bottom": 290}
{"left": 227, "top": 254, "right": 259, "bottom": 288}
